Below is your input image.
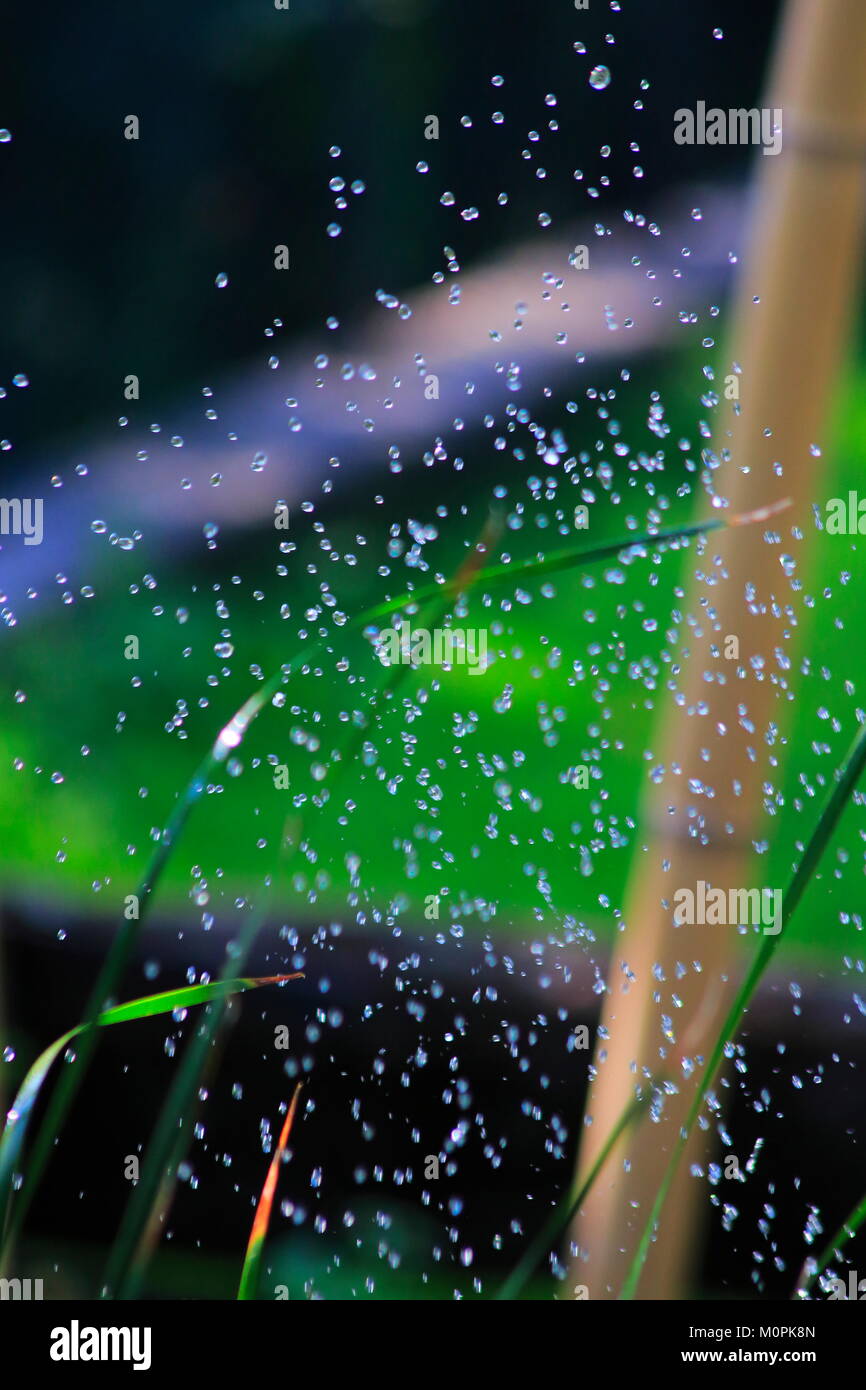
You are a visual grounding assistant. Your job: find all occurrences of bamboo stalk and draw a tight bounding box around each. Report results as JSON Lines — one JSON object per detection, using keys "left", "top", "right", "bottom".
{"left": 570, "top": 0, "right": 866, "bottom": 1300}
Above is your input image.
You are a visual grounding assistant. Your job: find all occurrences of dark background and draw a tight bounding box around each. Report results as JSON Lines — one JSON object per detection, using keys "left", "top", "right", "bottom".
{"left": 1, "top": 0, "right": 781, "bottom": 453}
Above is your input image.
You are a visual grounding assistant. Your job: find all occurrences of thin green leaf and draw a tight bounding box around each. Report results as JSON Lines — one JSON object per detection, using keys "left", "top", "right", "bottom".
{"left": 496, "top": 1088, "right": 650, "bottom": 1300}
{"left": 794, "top": 1195, "right": 866, "bottom": 1298}
{"left": 0, "top": 975, "right": 300, "bottom": 1243}
{"left": 361, "top": 502, "right": 787, "bottom": 624}
{"left": 620, "top": 717, "right": 866, "bottom": 1300}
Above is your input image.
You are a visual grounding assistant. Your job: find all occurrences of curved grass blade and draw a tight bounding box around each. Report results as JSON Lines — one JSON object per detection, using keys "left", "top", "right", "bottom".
{"left": 496, "top": 1087, "right": 650, "bottom": 1301}
{"left": 0, "top": 1028, "right": 78, "bottom": 1244}
{"left": 0, "top": 975, "right": 301, "bottom": 1244}
{"left": 238, "top": 1082, "right": 303, "bottom": 1300}
{"left": 619, "top": 717, "right": 866, "bottom": 1300}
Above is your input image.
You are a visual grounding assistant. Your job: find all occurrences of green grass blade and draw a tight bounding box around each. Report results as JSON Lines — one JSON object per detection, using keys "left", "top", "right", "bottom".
{"left": 0, "top": 975, "right": 300, "bottom": 1246}
{"left": 92, "top": 975, "right": 302, "bottom": 1027}
{"left": 2, "top": 672, "right": 309, "bottom": 1255}
{"left": 0, "top": 1027, "right": 78, "bottom": 1243}
{"left": 102, "top": 898, "right": 302, "bottom": 1298}
{"left": 794, "top": 1192, "right": 866, "bottom": 1297}
{"left": 237, "top": 1082, "right": 303, "bottom": 1300}
{"left": 360, "top": 502, "right": 786, "bottom": 623}
{"left": 496, "top": 1088, "right": 651, "bottom": 1300}
{"left": 619, "top": 717, "right": 866, "bottom": 1300}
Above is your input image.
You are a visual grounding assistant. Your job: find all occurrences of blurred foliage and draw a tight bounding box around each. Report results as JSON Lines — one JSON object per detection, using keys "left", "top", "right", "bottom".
{"left": 2, "top": 0, "right": 862, "bottom": 969}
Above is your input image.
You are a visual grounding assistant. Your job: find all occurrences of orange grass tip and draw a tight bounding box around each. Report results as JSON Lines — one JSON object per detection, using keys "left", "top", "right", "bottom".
{"left": 728, "top": 497, "right": 792, "bottom": 527}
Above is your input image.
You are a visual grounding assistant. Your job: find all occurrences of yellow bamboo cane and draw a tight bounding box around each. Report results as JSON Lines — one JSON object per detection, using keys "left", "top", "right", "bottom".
{"left": 570, "top": 0, "right": 866, "bottom": 1300}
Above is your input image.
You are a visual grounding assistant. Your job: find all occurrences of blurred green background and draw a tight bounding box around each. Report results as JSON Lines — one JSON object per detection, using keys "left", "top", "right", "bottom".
{"left": 2, "top": 350, "right": 864, "bottom": 965}
{"left": 1, "top": 0, "right": 862, "bottom": 967}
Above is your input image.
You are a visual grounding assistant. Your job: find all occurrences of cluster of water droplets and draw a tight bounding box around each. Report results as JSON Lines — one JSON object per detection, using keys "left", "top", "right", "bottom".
{"left": 2, "top": 11, "right": 863, "bottom": 1301}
